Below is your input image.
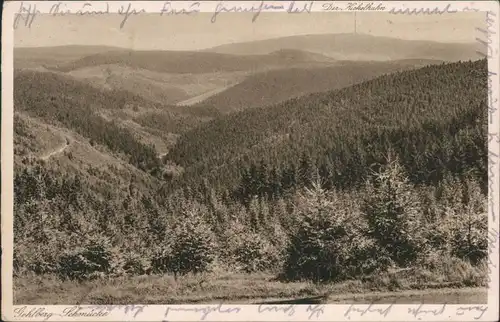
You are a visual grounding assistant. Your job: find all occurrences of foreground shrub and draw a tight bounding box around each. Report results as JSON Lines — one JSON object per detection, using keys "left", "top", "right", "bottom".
{"left": 361, "top": 157, "right": 426, "bottom": 267}
{"left": 233, "top": 232, "right": 279, "bottom": 273}
{"left": 150, "top": 245, "right": 175, "bottom": 274}
{"left": 14, "top": 242, "right": 59, "bottom": 276}
{"left": 421, "top": 177, "right": 488, "bottom": 265}
{"left": 415, "top": 251, "right": 487, "bottom": 287}
{"left": 168, "top": 202, "right": 217, "bottom": 276}
{"left": 57, "top": 234, "right": 123, "bottom": 281}
{"left": 448, "top": 179, "right": 488, "bottom": 264}
{"left": 281, "top": 181, "right": 377, "bottom": 282}
{"left": 122, "top": 251, "right": 151, "bottom": 275}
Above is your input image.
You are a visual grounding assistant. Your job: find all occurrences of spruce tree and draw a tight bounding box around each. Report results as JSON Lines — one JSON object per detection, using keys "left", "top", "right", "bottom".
{"left": 361, "top": 155, "right": 425, "bottom": 267}
{"left": 298, "top": 152, "right": 313, "bottom": 188}
{"left": 169, "top": 202, "right": 217, "bottom": 276}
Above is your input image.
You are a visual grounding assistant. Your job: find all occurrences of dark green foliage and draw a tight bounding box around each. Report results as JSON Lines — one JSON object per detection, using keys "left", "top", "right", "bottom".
{"left": 13, "top": 162, "right": 164, "bottom": 279}
{"left": 122, "top": 252, "right": 151, "bottom": 275}
{"left": 150, "top": 247, "right": 175, "bottom": 274}
{"left": 445, "top": 179, "right": 488, "bottom": 265}
{"left": 133, "top": 111, "right": 205, "bottom": 134}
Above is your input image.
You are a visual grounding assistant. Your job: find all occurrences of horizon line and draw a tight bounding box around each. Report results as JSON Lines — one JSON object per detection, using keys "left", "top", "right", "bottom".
{"left": 14, "top": 32, "right": 479, "bottom": 51}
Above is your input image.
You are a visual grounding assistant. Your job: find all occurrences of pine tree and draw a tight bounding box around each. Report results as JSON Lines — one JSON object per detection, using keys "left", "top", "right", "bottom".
{"left": 257, "top": 159, "right": 269, "bottom": 198}
{"left": 248, "top": 197, "right": 261, "bottom": 232}
{"left": 318, "top": 158, "right": 333, "bottom": 190}
{"left": 236, "top": 168, "right": 252, "bottom": 205}
{"left": 298, "top": 152, "right": 313, "bottom": 188}
{"left": 248, "top": 163, "right": 259, "bottom": 197}
{"left": 268, "top": 167, "right": 282, "bottom": 200}
{"left": 281, "top": 162, "right": 297, "bottom": 191}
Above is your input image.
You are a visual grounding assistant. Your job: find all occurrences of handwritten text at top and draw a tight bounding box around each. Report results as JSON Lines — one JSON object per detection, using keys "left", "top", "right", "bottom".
{"left": 12, "top": 1, "right": 318, "bottom": 29}
{"left": 13, "top": 0, "right": 480, "bottom": 30}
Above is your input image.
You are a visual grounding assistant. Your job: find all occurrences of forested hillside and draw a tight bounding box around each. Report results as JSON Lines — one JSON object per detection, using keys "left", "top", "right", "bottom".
{"left": 196, "top": 59, "right": 442, "bottom": 113}
{"left": 52, "top": 49, "right": 335, "bottom": 74}
{"left": 14, "top": 70, "right": 205, "bottom": 172}
{"left": 14, "top": 45, "right": 122, "bottom": 69}
{"left": 167, "top": 59, "right": 488, "bottom": 200}
{"left": 64, "top": 65, "right": 250, "bottom": 105}
{"left": 14, "top": 59, "right": 488, "bottom": 295}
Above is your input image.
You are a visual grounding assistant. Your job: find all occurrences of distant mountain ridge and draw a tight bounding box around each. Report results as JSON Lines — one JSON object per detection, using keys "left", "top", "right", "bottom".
{"left": 44, "top": 49, "right": 337, "bottom": 74}
{"left": 15, "top": 33, "right": 482, "bottom": 66}
{"left": 14, "top": 45, "right": 124, "bottom": 68}
{"left": 204, "top": 33, "right": 483, "bottom": 62}
{"left": 15, "top": 33, "right": 481, "bottom": 74}
{"left": 13, "top": 34, "right": 482, "bottom": 120}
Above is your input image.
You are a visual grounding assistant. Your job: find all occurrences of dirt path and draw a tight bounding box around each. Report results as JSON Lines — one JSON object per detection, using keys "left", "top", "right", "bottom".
{"left": 253, "top": 287, "right": 487, "bottom": 305}
{"left": 176, "top": 84, "right": 235, "bottom": 106}
{"left": 40, "top": 137, "right": 70, "bottom": 160}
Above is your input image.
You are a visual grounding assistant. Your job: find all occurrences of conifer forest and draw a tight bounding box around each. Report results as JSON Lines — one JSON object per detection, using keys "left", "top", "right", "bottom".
{"left": 12, "top": 29, "right": 490, "bottom": 304}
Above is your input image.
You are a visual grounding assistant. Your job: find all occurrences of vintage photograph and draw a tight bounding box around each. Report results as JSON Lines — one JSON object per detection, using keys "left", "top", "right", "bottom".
{"left": 11, "top": 7, "right": 489, "bottom": 305}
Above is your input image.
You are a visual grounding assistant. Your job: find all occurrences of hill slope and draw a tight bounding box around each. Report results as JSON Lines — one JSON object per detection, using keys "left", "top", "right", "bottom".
{"left": 14, "top": 45, "right": 123, "bottom": 69}
{"left": 166, "top": 59, "right": 488, "bottom": 197}
{"left": 194, "top": 59, "right": 443, "bottom": 113}
{"left": 13, "top": 58, "right": 488, "bottom": 293}
{"left": 63, "top": 65, "right": 250, "bottom": 105}
{"left": 206, "top": 33, "right": 483, "bottom": 62}
{"left": 13, "top": 70, "right": 208, "bottom": 174}
{"left": 51, "top": 49, "right": 336, "bottom": 74}
{"left": 22, "top": 48, "right": 339, "bottom": 106}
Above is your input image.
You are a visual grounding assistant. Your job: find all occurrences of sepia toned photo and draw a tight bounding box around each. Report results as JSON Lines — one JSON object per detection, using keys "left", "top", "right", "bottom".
{"left": 2, "top": 1, "right": 499, "bottom": 321}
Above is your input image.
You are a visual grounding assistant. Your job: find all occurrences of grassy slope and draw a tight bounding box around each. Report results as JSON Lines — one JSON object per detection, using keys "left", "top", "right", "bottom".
{"left": 14, "top": 113, "right": 67, "bottom": 160}
{"left": 64, "top": 65, "right": 250, "bottom": 105}
{"left": 15, "top": 271, "right": 486, "bottom": 305}
{"left": 14, "top": 111, "right": 161, "bottom": 193}
{"left": 196, "top": 59, "right": 443, "bottom": 113}
{"left": 206, "top": 33, "right": 483, "bottom": 62}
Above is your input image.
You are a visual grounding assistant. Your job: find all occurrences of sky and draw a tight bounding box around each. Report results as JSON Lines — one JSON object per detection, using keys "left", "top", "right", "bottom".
{"left": 14, "top": 11, "right": 485, "bottom": 50}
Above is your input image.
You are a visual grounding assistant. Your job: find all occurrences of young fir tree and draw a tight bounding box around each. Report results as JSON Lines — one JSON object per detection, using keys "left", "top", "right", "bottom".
{"left": 361, "top": 154, "right": 425, "bottom": 267}
{"left": 168, "top": 202, "right": 217, "bottom": 277}
{"left": 281, "top": 179, "right": 370, "bottom": 282}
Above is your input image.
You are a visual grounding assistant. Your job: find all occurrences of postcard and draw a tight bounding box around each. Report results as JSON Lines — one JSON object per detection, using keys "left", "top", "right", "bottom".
{"left": 1, "top": 1, "right": 499, "bottom": 321}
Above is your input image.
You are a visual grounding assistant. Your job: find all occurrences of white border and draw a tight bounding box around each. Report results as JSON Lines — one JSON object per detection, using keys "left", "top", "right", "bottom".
{"left": 2, "top": 1, "right": 499, "bottom": 321}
